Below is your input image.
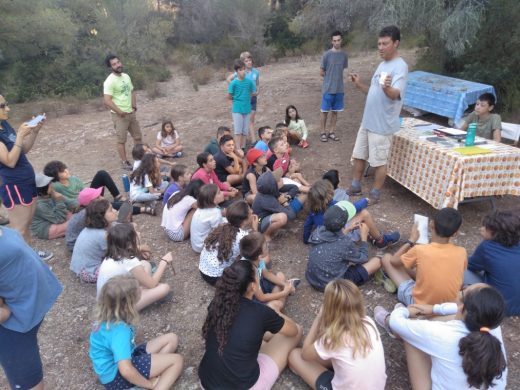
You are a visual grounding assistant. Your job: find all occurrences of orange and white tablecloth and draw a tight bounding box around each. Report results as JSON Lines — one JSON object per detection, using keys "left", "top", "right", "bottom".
{"left": 387, "top": 118, "right": 520, "bottom": 209}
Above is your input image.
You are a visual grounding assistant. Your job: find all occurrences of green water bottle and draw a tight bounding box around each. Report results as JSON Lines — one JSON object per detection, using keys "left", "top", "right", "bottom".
{"left": 465, "top": 123, "right": 476, "bottom": 146}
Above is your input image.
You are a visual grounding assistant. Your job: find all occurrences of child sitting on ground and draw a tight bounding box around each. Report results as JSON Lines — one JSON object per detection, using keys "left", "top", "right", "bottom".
{"left": 266, "top": 136, "right": 290, "bottom": 173}
{"left": 381, "top": 207, "right": 467, "bottom": 305}
{"left": 199, "top": 201, "right": 255, "bottom": 285}
{"left": 252, "top": 169, "right": 306, "bottom": 241}
{"left": 70, "top": 199, "right": 119, "bottom": 283}
{"left": 240, "top": 232, "right": 297, "bottom": 313}
{"left": 190, "top": 184, "right": 226, "bottom": 253}
{"left": 163, "top": 164, "right": 190, "bottom": 205}
{"left": 131, "top": 144, "right": 174, "bottom": 172}
{"left": 89, "top": 275, "right": 183, "bottom": 389}
{"left": 96, "top": 223, "right": 172, "bottom": 311}
{"left": 306, "top": 203, "right": 383, "bottom": 291}
{"left": 253, "top": 126, "right": 274, "bottom": 154}
{"left": 283, "top": 159, "right": 310, "bottom": 193}
{"left": 464, "top": 210, "right": 520, "bottom": 316}
{"left": 303, "top": 180, "right": 370, "bottom": 244}
{"left": 192, "top": 152, "right": 239, "bottom": 199}
{"left": 204, "top": 126, "right": 231, "bottom": 156}
{"left": 31, "top": 173, "right": 70, "bottom": 239}
{"left": 214, "top": 134, "right": 247, "bottom": 186}
{"left": 285, "top": 105, "right": 310, "bottom": 148}
{"left": 242, "top": 148, "right": 268, "bottom": 205}
{"left": 289, "top": 279, "right": 387, "bottom": 390}
{"left": 323, "top": 169, "right": 351, "bottom": 202}
{"left": 161, "top": 180, "right": 203, "bottom": 242}
{"left": 129, "top": 154, "right": 164, "bottom": 207}
{"left": 460, "top": 92, "right": 502, "bottom": 142}
{"left": 274, "top": 122, "right": 298, "bottom": 147}
{"left": 152, "top": 120, "right": 183, "bottom": 158}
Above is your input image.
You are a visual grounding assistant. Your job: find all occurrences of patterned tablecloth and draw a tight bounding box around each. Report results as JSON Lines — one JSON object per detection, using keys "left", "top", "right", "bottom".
{"left": 387, "top": 118, "right": 520, "bottom": 209}
{"left": 403, "top": 71, "right": 496, "bottom": 124}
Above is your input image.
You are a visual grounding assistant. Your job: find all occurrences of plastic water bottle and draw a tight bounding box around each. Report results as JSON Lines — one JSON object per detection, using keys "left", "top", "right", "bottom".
{"left": 121, "top": 174, "right": 130, "bottom": 193}
{"left": 465, "top": 123, "right": 477, "bottom": 146}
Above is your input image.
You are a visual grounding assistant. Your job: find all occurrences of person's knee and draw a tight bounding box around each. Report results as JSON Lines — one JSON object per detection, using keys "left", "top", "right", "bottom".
{"left": 276, "top": 272, "right": 286, "bottom": 281}
{"left": 158, "top": 283, "right": 171, "bottom": 296}
{"left": 371, "top": 256, "right": 382, "bottom": 268}
{"left": 381, "top": 253, "right": 392, "bottom": 268}
{"left": 288, "top": 348, "right": 302, "bottom": 371}
{"left": 166, "top": 332, "right": 179, "bottom": 348}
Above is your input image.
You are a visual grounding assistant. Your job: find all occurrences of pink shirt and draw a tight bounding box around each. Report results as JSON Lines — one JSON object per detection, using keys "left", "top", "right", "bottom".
{"left": 314, "top": 317, "right": 387, "bottom": 390}
{"left": 273, "top": 152, "right": 290, "bottom": 175}
{"left": 191, "top": 168, "right": 231, "bottom": 195}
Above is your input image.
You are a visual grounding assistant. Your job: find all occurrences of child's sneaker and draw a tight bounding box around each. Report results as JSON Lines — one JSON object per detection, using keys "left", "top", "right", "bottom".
{"left": 121, "top": 160, "right": 133, "bottom": 171}
{"left": 374, "top": 269, "right": 397, "bottom": 293}
{"left": 37, "top": 250, "right": 54, "bottom": 262}
{"left": 175, "top": 151, "right": 183, "bottom": 158}
{"left": 374, "top": 306, "right": 395, "bottom": 338}
{"left": 372, "top": 231, "right": 401, "bottom": 249}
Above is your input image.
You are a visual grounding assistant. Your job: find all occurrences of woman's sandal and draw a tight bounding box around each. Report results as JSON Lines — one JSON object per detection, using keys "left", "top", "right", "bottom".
{"left": 320, "top": 133, "right": 328, "bottom": 142}
{"left": 328, "top": 132, "right": 340, "bottom": 141}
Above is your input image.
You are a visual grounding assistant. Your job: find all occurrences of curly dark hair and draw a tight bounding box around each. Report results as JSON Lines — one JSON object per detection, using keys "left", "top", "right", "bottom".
{"left": 204, "top": 201, "right": 250, "bottom": 262}
{"left": 202, "top": 260, "right": 256, "bottom": 354}
{"left": 85, "top": 199, "right": 111, "bottom": 229}
{"left": 43, "top": 160, "right": 67, "bottom": 182}
{"left": 130, "top": 154, "right": 160, "bottom": 188}
{"left": 105, "top": 223, "right": 139, "bottom": 260}
{"left": 459, "top": 285, "right": 507, "bottom": 389}
{"left": 167, "top": 179, "right": 203, "bottom": 209}
{"left": 482, "top": 210, "right": 520, "bottom": 247}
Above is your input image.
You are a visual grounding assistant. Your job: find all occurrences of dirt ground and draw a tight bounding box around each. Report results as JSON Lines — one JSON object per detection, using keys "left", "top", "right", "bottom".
{"left": 2, "top": 49, "right": 519, "bottom": 389}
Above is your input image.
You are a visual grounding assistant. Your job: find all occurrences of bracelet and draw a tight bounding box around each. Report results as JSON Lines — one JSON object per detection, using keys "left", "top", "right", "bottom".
{"left": 160, "top": 259, "right": 168, "bottom": 264}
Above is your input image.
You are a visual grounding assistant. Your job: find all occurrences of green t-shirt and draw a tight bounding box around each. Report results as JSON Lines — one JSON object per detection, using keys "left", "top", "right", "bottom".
{"left": 463, "top": 112, "right": 502, "bottom": 140}
{"left": 227, "top": 78, "right": 256, "bottom": 114}
{"left": 52, "top": 176, "right": 85, "bottom": 211}
{"left": 103, "top": 73, "right": 134, "bottom": 113}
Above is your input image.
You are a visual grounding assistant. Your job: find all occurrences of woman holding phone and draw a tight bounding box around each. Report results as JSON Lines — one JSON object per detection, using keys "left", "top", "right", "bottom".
{"left": 0, "top": 95, "right": 52, "bottom": 259}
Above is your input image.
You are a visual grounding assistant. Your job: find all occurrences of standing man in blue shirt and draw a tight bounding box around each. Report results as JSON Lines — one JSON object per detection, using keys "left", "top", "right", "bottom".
{"left": 348, "top": 25, "right": 408, "bottom": 204}
{"left": 320, "top": 31, "right": 348, "bottom": 143}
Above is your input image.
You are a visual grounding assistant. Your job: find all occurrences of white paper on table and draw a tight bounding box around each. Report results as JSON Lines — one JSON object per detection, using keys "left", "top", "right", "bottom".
{"left": 414, "top": 214, "right": 429, "bottom": 244}
{"left": 437, "top": 128, "right": 467, "bottom": 136}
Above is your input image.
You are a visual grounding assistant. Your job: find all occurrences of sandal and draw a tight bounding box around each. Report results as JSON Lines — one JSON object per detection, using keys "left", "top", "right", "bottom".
{"left": 320, "top": 133, "right": 328, "bottom": 142}
{"left": 328, "top": 132, "right": 340, "bottom": 141}
{"left": 114, "top": 194, "right": 128, "bottom": 202}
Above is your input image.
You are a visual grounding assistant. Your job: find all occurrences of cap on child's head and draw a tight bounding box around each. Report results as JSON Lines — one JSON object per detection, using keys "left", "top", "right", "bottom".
{"left": 246, "top": 148, "right": 264, "bottom": 165}
{"left": 324, "top": 204, "right": 349, "bottom": 232}
{"left": 35, "top": 173, "right": 53, "bottom": 188}
{"left": 78, "top": 187, "right": 103, "bottom": 207}
{"left": 336, "top": 201, "right": 356, "bottom": 222}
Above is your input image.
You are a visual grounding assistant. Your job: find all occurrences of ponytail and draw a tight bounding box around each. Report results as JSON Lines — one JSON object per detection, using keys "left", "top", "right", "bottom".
{"left": 458, "top": 286, "right": 507, "bottom": 389}
{"left": 202, "top": 261, "right": 255, "bottom": 353}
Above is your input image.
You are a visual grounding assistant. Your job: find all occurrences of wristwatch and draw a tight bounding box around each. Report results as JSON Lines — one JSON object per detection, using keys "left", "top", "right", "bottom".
{"left": 405, "top": 240, "right": 416, "bottom": 247}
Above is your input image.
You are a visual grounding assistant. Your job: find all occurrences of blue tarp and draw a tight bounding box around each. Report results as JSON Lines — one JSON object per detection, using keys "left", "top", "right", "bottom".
{"left": 404, "top": 71, "right": 496, "bottom": 124}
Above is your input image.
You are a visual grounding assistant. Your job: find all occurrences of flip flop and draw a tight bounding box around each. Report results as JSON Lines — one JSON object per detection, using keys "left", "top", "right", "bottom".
{"left": 328, "top": 132, "right": 340, "bottom": 141}
{"left": 320, "top": 133, "right": 328, "bottom": 142}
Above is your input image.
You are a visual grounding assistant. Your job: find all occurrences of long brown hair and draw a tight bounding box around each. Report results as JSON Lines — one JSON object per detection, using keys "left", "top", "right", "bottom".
{"left": 161, "top": 120, "right": 177, "bottom": 139}
{"left": 317, "top": 279, "right": 377, "bottom": 358}
{"left": 130, "top": 153, "right": 160, "bottom": 188}
{"left": 308, "top": 180, "right": 334, "bottom": 213}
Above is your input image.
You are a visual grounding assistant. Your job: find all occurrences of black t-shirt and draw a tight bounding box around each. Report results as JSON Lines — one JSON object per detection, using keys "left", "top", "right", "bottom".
{"left": 214, "top": 152, "right": 233, "bottom": 183}
{"left": 242, "top": 166, "right": 267, "bottom": 195}
{"left": 266, "top": 154, "right": 277, "bottom": 171}
{"left": 198, "top": 297, "right": 285, "bottom": 389}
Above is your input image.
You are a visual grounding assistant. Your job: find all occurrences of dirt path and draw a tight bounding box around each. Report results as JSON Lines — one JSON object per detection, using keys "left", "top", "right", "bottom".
{"left": 2, "top": 49, "right": 519, "bottom": 389}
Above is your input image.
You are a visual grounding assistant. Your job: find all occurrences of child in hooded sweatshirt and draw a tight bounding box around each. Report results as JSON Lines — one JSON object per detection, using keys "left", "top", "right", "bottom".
{"left": 306, "top": 203, "right": 382, "bottom": 291}
{"left": 252, "top": 169, "right": 306, "bottom": 241}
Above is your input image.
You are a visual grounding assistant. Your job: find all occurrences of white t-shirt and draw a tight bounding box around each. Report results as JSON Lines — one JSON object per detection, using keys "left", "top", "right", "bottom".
{"left": 133, "top": 160, "right": 141, "bottom": 171}
{"left": 190, "top": 207, "right": 226, "bottom": 253}
{"left": 199, "top": 228, "right": 248, "bottom": 277}
{"left": 96, "top": 257, "right": 142, "bottom": 297}
{"left": 161, "top": 195, "right": 196, "bottom": 232}
{"left": 157, "top": 130, "right": 180, "bottom": 148}
{"left": 130, "top": 174, "right": 152, "bottom": 199}
{"left": 314, "top": 317, "right": 387, "bottom": 390}
{"left": 389, "top": 307, "right": 507, "bottom": 390}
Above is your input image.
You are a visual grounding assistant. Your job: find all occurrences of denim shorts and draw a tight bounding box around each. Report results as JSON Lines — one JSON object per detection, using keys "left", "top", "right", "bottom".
{"left": 397, "top": 279, "right": 415, "bottom": 305}
{"left": 320, "top": 93, "right": 344, "bottom": 112}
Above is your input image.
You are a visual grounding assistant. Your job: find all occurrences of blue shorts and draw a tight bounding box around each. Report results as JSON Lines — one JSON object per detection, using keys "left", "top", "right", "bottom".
{"left": 251, "top": 96, "right": 258, "bottom": 111}
{"left": 0, "top": 321, "right": 43, "bottom": 390}
{"left": 104, "top": 344, "right": 151, "bottom": 390}
{"left": 289, "top": 198, "right": 303, "bottom": 214}
{"left": 321, "top": 93, "right": 344, "bottom": 112}
{"left": 0, "top": 182, "right": 37, "bottom": 208}
{"left": 344, "top": 264, "right": 369, "bottom": 286}
{"left": 397, "top": 279, "right": 415, "bottom": 305}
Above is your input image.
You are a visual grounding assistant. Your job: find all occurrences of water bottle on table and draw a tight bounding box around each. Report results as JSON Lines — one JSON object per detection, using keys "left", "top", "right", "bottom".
{"left": 465, "top": 123, "right": 477, "bottom": 146}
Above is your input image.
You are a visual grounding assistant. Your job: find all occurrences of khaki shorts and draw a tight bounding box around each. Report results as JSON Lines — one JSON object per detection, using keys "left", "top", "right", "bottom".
{"left": 351, "top": 126, "right": 393, "bottom": 167}
{"left": 111, "top": 112, "right": 142, "bottom": 144}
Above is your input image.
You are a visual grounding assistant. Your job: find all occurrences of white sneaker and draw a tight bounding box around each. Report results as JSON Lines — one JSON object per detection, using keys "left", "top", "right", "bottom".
{"left": 37, "top": 250, "right": 54, "bottom": 262}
